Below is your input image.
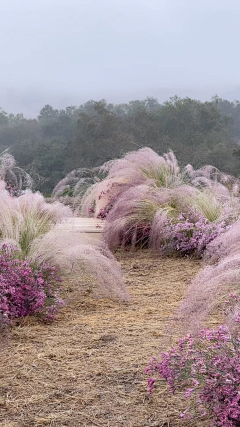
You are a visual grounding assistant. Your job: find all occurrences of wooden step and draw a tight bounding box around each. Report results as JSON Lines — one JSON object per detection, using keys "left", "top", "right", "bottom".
{"left": 56, "top": 217, "right": 105, "bottom": 239}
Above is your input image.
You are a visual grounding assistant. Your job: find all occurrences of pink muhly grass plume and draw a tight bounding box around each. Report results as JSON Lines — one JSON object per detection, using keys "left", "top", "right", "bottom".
{"left": 103, "top": 185, "right": 170, "bottom": 250}
{"left": 175, "top": 220, "right": 240, "bottom": 333}
{"left": 29, "top": 227, "right": 129, "bottom": 302}
{"left": 149, "top": 209, "right": 169, "bottom": 250}
{"left": 0, "top": 185, "right": 127, "bottom": 302}
{"left": 80, "top": 182, "right": 100, "bottom": 217}
{"left": 80, "top": 177, "right": 130, "bottom": 218}
{"left": 73, "top": 147, "right": 240, "bottom": 221}
{"left": 101, "top": 147, "right": 180, "bottom": 180}
{"left": 205, "top": 219, "right": 240, "bottom": 263}
{"left": 0, "top": 151, "right": 32, "bottom": 191}
{"left": 102, "top": 182, "right": 228, "bottom": 252}
{"left": 100, "top": 147, "right": 182, "bottom": 190}
{"left": 80, "top": 148, "right": 183, "bottom": 218}
{"left": 17, "top": 190, "right": 72, "bottom": 222}
{"left": 0, "top": 188, "right": 72, "bottom": 256}
{"left": 176, "top": 264, "right": 238, "bottom": 332}
{"left": 185, "top": 162, "right": 240, "bottom": 200}
{"left": 185, "top": 163, "right": 237, "bottom": 187}
{"left": 52, "top": 167, "right": 103, "bottom": 197}
{"left": 53, "top": 147, "right": 240, "bottom": 223}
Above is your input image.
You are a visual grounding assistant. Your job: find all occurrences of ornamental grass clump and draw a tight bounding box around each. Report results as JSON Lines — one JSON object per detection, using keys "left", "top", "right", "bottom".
{"left": 146, "top": 318, "right": 240, "bottom": 426}
{"left": 185, "top": 163, "right": 240, "bottom": 199}
{"left": 0, "top": 244, "right": 62, "bottom": 328}
{"left": 29, "top": 228, "right": 128, "bottom": 301}
{"left": 53, "top": 147, "right": 240, "bottom": 257}
{"left": 79, "top": 148, "right": 183, "bottom": 218}
{"left": 0, "top": 151, "right": 32, "bottom": 192}
{"left": 102, "top": 185, "right": 169, "bottom": 249}
{"left": 98, "top": 147, "right": 181, "bottom": 190}
{"left": 77, "top": 147, "right": 239, "bottom": 219}
{"left": 102, "top": 183, "right": 227, "bottom": 254}
{"left": 0, "top": 186, "right": 72, "bottom": 256}
{"left": 52, "top": 167, "right": 105, "bottom": 212}
{"left": 0, "top": 183, "right": 128, "bottom": 302}
{"left": 174, "top": 219, "right": 240, "bottom": 333}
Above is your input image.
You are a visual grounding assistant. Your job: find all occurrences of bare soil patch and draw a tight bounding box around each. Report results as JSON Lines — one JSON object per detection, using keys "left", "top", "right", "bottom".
{"left": 0, "top": 252, "right": 205, "bottom": 427}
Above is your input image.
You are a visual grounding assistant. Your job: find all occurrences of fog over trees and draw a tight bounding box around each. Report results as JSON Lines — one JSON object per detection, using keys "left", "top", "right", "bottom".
{"left": 1, "top": 96, "right": 240, "bottom": 194}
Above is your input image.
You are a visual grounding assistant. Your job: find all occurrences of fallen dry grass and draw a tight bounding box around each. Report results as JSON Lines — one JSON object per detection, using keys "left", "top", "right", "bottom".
{"left": 0, "top": 251, "right": 210, "bottom": 427}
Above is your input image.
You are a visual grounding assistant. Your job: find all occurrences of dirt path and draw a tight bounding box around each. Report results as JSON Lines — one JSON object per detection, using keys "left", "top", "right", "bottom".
{"left": 0, "top": 252, "right": 202, "bottom": 427}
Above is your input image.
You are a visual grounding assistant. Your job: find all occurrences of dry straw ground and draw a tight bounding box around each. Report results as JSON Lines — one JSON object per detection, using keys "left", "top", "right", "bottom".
{"left": 0, "top": 252, "right": 210, "bottom": 427}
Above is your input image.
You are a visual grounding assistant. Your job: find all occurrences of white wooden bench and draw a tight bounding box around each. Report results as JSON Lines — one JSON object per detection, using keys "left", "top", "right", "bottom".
{"left": 56, "top": 217, "right": 105, "bottom": 239}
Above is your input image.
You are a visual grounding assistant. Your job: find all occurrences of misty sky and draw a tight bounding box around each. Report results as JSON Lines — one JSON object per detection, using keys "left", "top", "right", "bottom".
{"left": 1, "top": 0, "right": 240, "bottom": 116}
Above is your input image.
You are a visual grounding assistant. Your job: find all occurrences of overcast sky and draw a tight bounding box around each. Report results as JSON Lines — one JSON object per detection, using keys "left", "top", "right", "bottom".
{"left": 1, "top": 0, "right": 240, "bottom": 116}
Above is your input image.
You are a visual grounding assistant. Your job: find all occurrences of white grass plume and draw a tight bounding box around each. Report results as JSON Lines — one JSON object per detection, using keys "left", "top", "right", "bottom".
{"left": 29, "top": 227, "right": 128, "bottom": 301}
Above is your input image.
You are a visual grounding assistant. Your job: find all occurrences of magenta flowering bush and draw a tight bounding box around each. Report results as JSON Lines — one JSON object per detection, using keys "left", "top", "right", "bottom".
{"left": 146, "top": 327, "right": 240, "bottom": 426}
{"left": 0, "top": 244, "right": 63, "bottom": 328}
{"left": 146, "top": 296, "right": 240, "bottom": 426}
{"left": 160, "top": 215, "right": 226, "bottom": 258}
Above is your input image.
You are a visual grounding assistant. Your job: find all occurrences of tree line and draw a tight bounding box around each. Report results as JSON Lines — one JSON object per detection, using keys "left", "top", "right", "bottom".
{"left": 1, "top": 95, "right": 240, "bottom": 194}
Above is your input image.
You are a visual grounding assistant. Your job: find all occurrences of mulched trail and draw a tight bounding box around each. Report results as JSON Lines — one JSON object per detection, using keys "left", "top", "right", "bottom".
{"left": 0, "top": 251, "right": 207, "bottom": 427}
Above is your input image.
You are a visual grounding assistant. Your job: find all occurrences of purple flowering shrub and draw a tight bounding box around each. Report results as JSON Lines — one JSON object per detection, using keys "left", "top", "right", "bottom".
{"left": 160, "top": 214, "right": 226, "bottom": 258}
{"left": 0, "top": 244, "right": 63, "bottom": 327}
{"left": 146, "top": 296, "right": 240, "bottom": 426}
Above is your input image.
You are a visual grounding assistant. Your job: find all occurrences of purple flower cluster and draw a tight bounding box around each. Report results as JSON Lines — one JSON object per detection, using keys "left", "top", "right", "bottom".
{"left": 161, "top": 214, "right": 226, "bottom": 257}
{"left": 146, "top": 298, "right": 240, "bottom": 426}
{"left": 0, "top": 245, "right": 63, "bottom": 327}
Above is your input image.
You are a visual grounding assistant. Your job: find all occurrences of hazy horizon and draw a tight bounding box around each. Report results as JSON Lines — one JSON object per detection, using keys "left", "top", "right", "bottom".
{"left": 2, "top": 84, "right": 240, "bottom": 118}
{"left": 1, "top": 0, "right": 240, "bottom": 117}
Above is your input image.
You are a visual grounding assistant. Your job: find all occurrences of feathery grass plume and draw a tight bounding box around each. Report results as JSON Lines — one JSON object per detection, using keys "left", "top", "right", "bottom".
{"left": 62, "top": 147, "right": 240, "bottom": 221}
{"left": 205, "top": 219, "right": 240, "bottom": 263}
{"left": 174, "top": 220, "right": 240, "bottom": 333}
{"left": 80, "top": 176, "right": 130, "bottom": 218}
{"left": 53, "top": 147, "right": 240, "bottom": 221}
{"left": 29, "top": 227, "right": 128, "bottom": 301}
{"left": 169, "top": 185, "right": 235, "bottom": 225}
{"left": 52, "top": 167, "right": 103, "bottom": 199}
{"left": 185, "top": 163, "right": 235, "bottom": 185}
{"left": 52, "top": 167, "right": 106, "bottom": 214}
{"left": 100, "top": 147, "right": 182, "bottom": 190}
{"left": 189, "top": 189, "right": 223, "bottom": 222}
{"left": 103, "top": 185, "right": 171, "bottom": 250}
{"left": 0, "top": 150, "right": 32, "bottom": 192}
{"left": 80, "top": 148, "right": 183, "bottom": 218}
{"left": 185, "top": 163, "right": 240, "bottom": 199}
{"left": 149, "top": 186, "right": 226, "bottom": 254}
{"left": 0, "top": 185, "right": 128, "bottom": 302}
{"left": 103, "top": 183, "right": 228, "bottom": 252}
{"left": 80, "top": 181, "right": 100, "bottom": 217}
{"left": 148, "top": 208, "right": 169, "bottom": 250}
{"left": 0, "top": 187, "right": 72, "bottom": 256}
{"left": 175, "top": 257, "right": 240, "bottom": 333}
